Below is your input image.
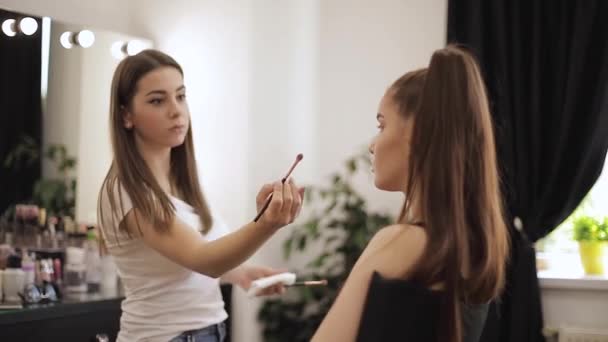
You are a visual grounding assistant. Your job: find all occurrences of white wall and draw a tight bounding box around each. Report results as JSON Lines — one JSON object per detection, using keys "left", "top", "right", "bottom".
{"left": 0, "top": 0, "right": 133, "bottom": 34}
{"left": 542, "top": 287, "right": 608, "bottom": 331}
{"left": 319, "top": 0, "right": 447, "bottom": 215}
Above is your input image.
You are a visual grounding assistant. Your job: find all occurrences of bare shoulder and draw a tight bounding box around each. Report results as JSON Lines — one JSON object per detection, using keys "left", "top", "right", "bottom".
{"left": 357, "top": 224, "right": 428, "bottom": 279}
{"left": 368, "top": 223, "right": 428, "bottom": 251}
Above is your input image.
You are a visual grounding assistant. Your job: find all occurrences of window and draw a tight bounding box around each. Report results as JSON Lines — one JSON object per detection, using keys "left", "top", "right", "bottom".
{"left": 536, "top": 160, "right": 608, "bottom": 276}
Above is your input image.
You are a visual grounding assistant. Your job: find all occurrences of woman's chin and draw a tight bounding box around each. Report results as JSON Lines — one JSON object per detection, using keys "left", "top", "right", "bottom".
{"left": 374, "top": 177, "right": 388, "bottom": 191}
{"left": 374, "top": 177, "right": 401, "bottom": 192}
{"left": 169, "top": 136, "right": 187, "bottom": 148}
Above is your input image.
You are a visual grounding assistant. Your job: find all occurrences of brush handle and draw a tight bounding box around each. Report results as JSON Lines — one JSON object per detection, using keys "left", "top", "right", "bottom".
{"left": 254, "top": 175, "right": 291, "bottom": 222}
{"left": 253, "top": 153, "right": 302, "bottom": 222}
{"left": 253, "top": 194, "right": 273, "bottom": 222}
{"left": 287, "top": 280, "right": 328, "bottom": 287}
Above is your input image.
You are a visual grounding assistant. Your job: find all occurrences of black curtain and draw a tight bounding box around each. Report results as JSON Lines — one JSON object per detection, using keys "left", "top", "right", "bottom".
{"left": 0, "top": 9, "right": 43, "bottom": 215}
{"left": 448, "top": 1, "right": 608, "bottom": 341}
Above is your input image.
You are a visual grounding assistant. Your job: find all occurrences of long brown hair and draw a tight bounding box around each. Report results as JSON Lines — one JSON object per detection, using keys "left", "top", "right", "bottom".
{"left": 98, "top": 49, "right": 213, "bottom": 242}
{"left": 391, "top": 45, "right": 509, "bottom": 342}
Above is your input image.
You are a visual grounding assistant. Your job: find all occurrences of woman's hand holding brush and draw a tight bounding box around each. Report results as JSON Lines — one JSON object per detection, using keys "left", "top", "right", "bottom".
{"left": 254, "top": 154, "right": 305, "bottom": 231}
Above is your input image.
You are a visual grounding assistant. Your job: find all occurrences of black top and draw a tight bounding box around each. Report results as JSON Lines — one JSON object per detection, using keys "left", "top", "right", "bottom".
{"left": 357, "top": 272, "right": 488, "bottom": 342}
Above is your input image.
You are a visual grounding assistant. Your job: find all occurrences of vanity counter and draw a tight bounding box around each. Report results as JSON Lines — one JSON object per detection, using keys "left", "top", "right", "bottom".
{"left": 0, "top": 288, "right": 123, "bottom": 341}
{"left": 0, "top": 284, "right": 233, "bottom": 342}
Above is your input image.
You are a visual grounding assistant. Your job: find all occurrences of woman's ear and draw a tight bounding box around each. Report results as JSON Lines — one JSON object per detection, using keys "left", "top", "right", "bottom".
{"left": 122, "top": 105, "right": 134, "bottom": 129}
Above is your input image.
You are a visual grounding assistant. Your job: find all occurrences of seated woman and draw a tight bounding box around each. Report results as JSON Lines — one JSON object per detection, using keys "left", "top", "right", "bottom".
{"left": 312, "top": 45, "right": 509, "bottom": 342}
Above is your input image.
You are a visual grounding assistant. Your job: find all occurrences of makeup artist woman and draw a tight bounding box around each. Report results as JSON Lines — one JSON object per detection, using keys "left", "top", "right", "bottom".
{"left": 97, "top": 49, "right": 304, "bottom": 342}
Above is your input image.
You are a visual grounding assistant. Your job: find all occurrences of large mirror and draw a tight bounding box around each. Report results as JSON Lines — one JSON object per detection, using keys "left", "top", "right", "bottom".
{"left": 0, "top": 7, "right": 153, "bottom": 224}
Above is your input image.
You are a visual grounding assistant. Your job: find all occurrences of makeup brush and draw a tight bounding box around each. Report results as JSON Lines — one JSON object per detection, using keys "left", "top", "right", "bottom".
{"left": 254, "top": 153, "right": 304, "bottom": 222}
{"left": 286, "top": 279, "right": 328, "bottom": 287}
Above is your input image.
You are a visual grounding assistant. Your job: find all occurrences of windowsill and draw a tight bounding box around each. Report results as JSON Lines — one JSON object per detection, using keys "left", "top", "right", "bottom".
{"left": 537, "top": 252, "right": 608, "bottom": 291}
{"left": 538, "top": 270, "right": 608, "bottom": 291}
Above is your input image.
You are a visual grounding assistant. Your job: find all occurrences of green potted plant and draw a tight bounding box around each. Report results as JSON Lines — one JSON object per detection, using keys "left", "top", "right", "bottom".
{"left": 572, "top": 215, "right": 608, "bottom": 275}
{"left": 258, "top": 151, "right": 393, "bottom": 342}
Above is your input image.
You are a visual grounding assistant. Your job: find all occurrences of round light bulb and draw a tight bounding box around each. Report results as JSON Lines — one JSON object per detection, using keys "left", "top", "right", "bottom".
{"left": 60, "top": 31, "right": 74, "bottom": 49}
{"left": 2, "top": 19, "right": 17, "bottom": 37}
{"left": 76, "top": 30, "right": 95, "bottom": 48}
{"left": 19, "top": 17, "right": 38, "bottom": 36}
{"left": 126, "top": 40, "right": 146, "bottom": 56}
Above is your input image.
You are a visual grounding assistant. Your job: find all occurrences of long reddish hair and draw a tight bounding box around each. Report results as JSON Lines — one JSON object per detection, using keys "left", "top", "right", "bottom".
{"left": 392, "top": 45, "right": 509, "bottom": 342}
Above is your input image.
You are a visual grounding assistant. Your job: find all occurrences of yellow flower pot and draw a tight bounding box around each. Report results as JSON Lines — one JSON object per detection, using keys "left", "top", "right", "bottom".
{"left": 578, "top": 241, "right": 607, "bottom": 275}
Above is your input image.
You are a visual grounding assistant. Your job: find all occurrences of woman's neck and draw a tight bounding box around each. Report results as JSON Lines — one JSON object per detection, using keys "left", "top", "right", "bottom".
{"left": 402, "top": 191, "right": 424, "bottom": 226}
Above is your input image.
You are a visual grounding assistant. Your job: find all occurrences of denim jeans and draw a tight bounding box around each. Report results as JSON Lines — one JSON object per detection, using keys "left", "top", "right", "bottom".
{"left": 168, "top": 322, "right": 227, "bottom": 342}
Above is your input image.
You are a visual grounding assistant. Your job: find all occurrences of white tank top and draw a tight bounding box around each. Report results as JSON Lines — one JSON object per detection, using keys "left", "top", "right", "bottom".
{"left": 99, "top": 184, "right": 229, "bottom": 342}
